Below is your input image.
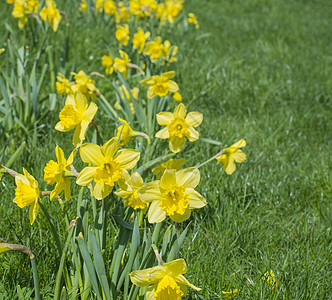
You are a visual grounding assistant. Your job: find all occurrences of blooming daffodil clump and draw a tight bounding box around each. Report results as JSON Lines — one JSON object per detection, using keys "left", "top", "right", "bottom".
{"left": 155, "top": 103, "right": 203, "bottom": 153}
{"left": 152, "top": 158, "right": 186, "bottom": 179}
{"left": 12, "top": 0, "right": 39, "bottom": 29}
{"left": 115, "top": 172, "right": 147, "bottom": 210}
{"left": 139, "top": 168, "right": 206, "bottom": 223}
{"left": 133, "top": 27, "right": 150, "bottom": 53}
{"left": 215, "top": 139, "right": 247, "bottom": 175}
{"left": 76, "top": 137, "right": 140, "bottom": 200}
{"left": 40, "top": 0, "right": 62, "bottom": 32}
{"left": 141, "top": 71, "right": 179, "bottom": 99}
{"left": 115, "top": 24, "right": 130, "bottom": 46}
{"left": 13, "top": 169, "right": 41, "bottom": 225}
{"left": 44, "top": 146, "right": 77, "bottom": 201}
{"left": 55, "top": 92, "right": 98, "bottom": 147}
{"left": 129, "top": 0, "right": 157, "bottom": 19}
{"left": 130, "top": 258, "right": 201, "bottom": 299}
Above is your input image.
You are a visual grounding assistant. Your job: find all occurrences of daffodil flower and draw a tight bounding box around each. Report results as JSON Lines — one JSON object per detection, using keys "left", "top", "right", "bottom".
{"left": 141, "top": 71, "right": 179, "bottom": 99}
{"left": 116, "top": 118, "right": 150, "bottom": 146}
{"left": 72, "top": 70, "right": 99, "bottom": 101}
{"left": 12, "top": 0, "right": 39, "bottom": 28}
{"left": 188, "top": 13, "right": 199, "bottom": 29}
{"left": 56, "top": 73, "right": 74, "bottom": 95}
{"left": 114, "top": 2, "right": 129, "bottom": 23}
{"left": 76, "top": 137, "right": 140, "bottom": 200}
{"left": 115, "top": 24, "right": 130, "bottom": 46}
{"left": 114, "top": 50, "right": 131, "bottom": 78}
{"left": 114, "top": 85, "right": 139, "bottom": 114}
{"left": 40, "top": 0, "right": 62, "bottom": 32}
{"left": 152, "top": 158, "right": 186, "bottom": 179}
{"left": 103, "top": 0, "right": 116, "bottom": 16}
{"left": 129, "top": 0, "right": 157, "bottom": 19}
{"left": 222, "top": 289, "right": 239, "bottom": 300}
{"left": 55, "top": 92, "right": 98, "bottom": 148}
{"left": 138, "top": 168, "right": 206, "bottom": 223}
{"left": 13, "top": 168, "right": 41, "bottom": 225}
{"left": 155, "top": 103, "right": 203, "bottom": 153}
{"left": 102, "top": 54, "right": 114, "bottom": 75}
{"left": 44, "top": 146, "right": 77, "bottom": 201}
{"left": 130, "top": 258, "right": 201, "bottom": 299}
{"left": 215, "top": 139, "right": 246, "bottom": 175}
{"left": 115, "top": 172, "right": 147, "bottom": 210}
{"left": 133, "top": 27, "right": 150, "bottom": 53}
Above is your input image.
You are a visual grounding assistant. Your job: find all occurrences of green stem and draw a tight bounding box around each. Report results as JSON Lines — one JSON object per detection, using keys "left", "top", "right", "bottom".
{"left": 30, "top": 257, "right": 40, "bottom": 300}
{"left": 196, "top": 151, "right": 224, "bottom": 169}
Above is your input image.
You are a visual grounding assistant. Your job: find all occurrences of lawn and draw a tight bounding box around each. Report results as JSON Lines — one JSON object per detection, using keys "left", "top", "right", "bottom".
{"left": 0, "top": 0, "right": 331, "bottom": 299}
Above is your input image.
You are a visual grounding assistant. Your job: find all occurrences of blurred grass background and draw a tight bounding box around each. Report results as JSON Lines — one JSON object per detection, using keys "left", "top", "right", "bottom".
{"left": 0, "top": 0, "right": 331, "bottom": 299}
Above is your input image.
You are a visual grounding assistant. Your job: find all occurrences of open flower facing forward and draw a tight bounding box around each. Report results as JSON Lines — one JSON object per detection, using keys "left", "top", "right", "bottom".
{"left": 40, "top": 0, "right": 62, "bottom": 32}
{"left": 115, "top": 24, "right": 130, "bottom": 46}
{"left": 141, "top": 71, "right": 179, "bottom": 99}
{"left": 13, "top": 168, "right": 41, "bottom": 225}
{"left": 115, "top": 172, "right": 147, "bottom": 210}
{"left": 76, "top": 137, "right": 140, "bottom": 200}
{"left": 133, "top": 27, "right": 150, "bottom": 53}
{"left": 44, "top": 146, "right": 77, "bottom": 201}
{"left": 130, "top": 258, "right": 201, "bottom": 299}
{"left": 55, "top": 92, "right": 98, "bottom": 147}
{"left": 139, "top": 168, "right": 206, "bottom": 223}
{"left": 156, "top": 103, "right": 203, "bottom": 153}
{"left": 215, "top": 139, "right": 246, "bottom": 175}
{"left": 114, "top": 50, "right": 131, "bottom": 78}
{"left": 152, "top": 158, "right": 186, "bottom": 179}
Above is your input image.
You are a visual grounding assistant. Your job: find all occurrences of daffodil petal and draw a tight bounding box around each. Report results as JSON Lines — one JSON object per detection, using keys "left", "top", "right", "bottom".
{"left": 64, "top": 178, "right": 71, "bottom": 200}
{"left": 173, "top": 103, "right": 187, "bottom": 119}
{"left": 79, "top": 143, "right": 104, "bottom": 165}
{"left": 232, "top": 149, "right": 247, "bottom": 163}
{"left": 93, "top": 182, "right": 113, "bottom": 200}
{"left": 156, "top": 112, "right": 174, "bottom": 125}
{"left": 138, "top": 181, "right": 161, "bottom": 202}
{"left": 114, "top": 149, "right": 140, "bottom": 170}
{"left": 185, "top": 112, "right": 203, "bottom": 128}
{"left": 187, "top": 127, "right": 199, "bottom": 142}
{"left": 130, "top": 265, "right": 166, "bottom": 287}
{"left": 102, "top": 138, "right": 119, "bottom": 160}
{"left": 232, "top": 139, "right": 246, "bottom": 148}
{"left": 168, "top": 80, "right": 179, "bottom": 93}
{"left": 156, "top": 127, "right": 170, "bottom": 139}
{"left": 130, "top": 172, "right": 144, "bottom": 190}
{"left": 176, "top": 274, "right": 201, "bottom": 291}
{"left": 50, "top": 182, "right": 64, "bottom": 200}
{"left": 148, "top": 200, "right": 166, "bottom": 223}
{"left": 67, "top": 148, "right": 78, "bottom": 166}
{"left": 176, "top": 167, "right": 200, "bottom": 189}
{"left": 160, "top": 170, "right": 177, "bottom": 190}
{"left": 169, "top": 137, "right": 186, "bottom": 153}
{"left": 169, "top": 208, "right": 191, "bottom": 223}
{"left": 76, "top": 167, "right": 97, "bottom": 186}
{"left": 186, "top": 188, "right": 207, "bottom": 208}
{"left": 84, "top": 102, "right": 98, "bottom": 122}
{"left": 55, "top": 145, "right": 66, "bottom": 164}
{"left": 29, "top": 201, "right": 39, "bottom": 225}
{"left": 222, "top": 157, "right": 236, "bottom": 175}
{"left": 164, "top": 259, "right": 187, "bottom": 277}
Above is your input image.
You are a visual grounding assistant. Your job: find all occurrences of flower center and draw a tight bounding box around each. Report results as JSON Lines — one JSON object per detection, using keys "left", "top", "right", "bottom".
{"left": 168, "top": 118, "right": 189, "bottom": 139}
{"left": 160, "top": 186, "right": 188, "bottom": 216}
{"left": 59, "top": 104, "right": 83, "bottom": 129}
{"left": 154, "top": 276, "right": 183, "bottom": 300}
{"left": 94, "top": 160, "right": 122, "bottom": 186}
{"left": 152, "top": 83, "right": 169, "bottom": 97}
{"left": 124, "top": 192, "right": 147, "bottom": 210}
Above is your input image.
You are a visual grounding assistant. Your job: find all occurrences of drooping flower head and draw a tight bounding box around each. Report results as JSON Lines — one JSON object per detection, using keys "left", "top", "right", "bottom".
{"left": 152, "top": 158, "right": 186, "bottom": 179}
{"left": 40, "top": 0, "right": 62, "bottom": 32}
{"left": 215, "top": 139, "right": 246, "bottom": 175}
{"left": 76, "top": 137, "right": 140, "bottom": 200}
{"left": 72, "top": 70, "right": 99, "bottom": 101}
{"left": 114, "top": 50, "right": 131, "bottom": 78}
{"left": 13, "top": 168, "right": 41, "bottom": 225}
{"left": 141, "top": 71, "right": 179, "bottom": 99}
{"left": 44, "top": 146, "right": 77, "bottom": 201}
{"left": 115, "top": 172, "right": 147, "bottom": 210}
{"left": 130, "top": 258, "right": 201, "bottom": 299}
{"left": 155, "top": 103, "right": 203, "bottom": 153}
{"left": 55, "top": 92, "right": 98, "bottom": 147}
{"left": 139, "top": 168, "right": 206, "bottom": 223}
{"left": 56, "top": 73, "right": 74, "bottom": 95}
{"left": 115, "top": 24, "right": 130, "bottom": 46}
{"left": 102, "top": 54, "right": 114, "bottom": 75}
{"left": 133, "top": 27, "right": 150, "bottom": 53}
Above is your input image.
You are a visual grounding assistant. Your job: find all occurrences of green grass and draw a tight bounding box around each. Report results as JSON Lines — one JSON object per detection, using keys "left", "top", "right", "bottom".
{"left": 1, "top": 0, "right": 332, "bottom": 299}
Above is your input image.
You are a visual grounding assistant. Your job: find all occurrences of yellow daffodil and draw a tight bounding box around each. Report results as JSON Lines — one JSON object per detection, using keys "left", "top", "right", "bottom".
{"left": 129, "top": 0, "right": 157, "bottom": 19}
{"left": 103, "top": 0, "right": 116, "bottom": 16}
{"left": 139, "top": 168, "right": 206, "bottom": 223}
{"left": 40, "top": 0, "right": 62, "bottom": 32}
{"left": 141, "top": 71, "right": 179, "bottom": 99}
{"left": 7, "top": 0, "right": 16, "bottom": 4}
{"left": 0, "top": 49, "right": 5, "bottom": 55}
{"left": 188, "top": 13, "right": 199, "bottom": 29}
{"left": 172, "top": 92, "right": 182, "bottom": 102}
{"left": 12, "top": 0, "right": 39, "bottom": 28}
{"left": 222, "top": 289, "right": 239, "bottom": 300}
{"left": 13, "top": 168, "right": 41, "bottom": 225}
{"left": 56, "top": 73, "right": 73, "bottom": 95}
{"left": 114, "top": 50, "right": 131, "bottom": 78}
{"left": 102, "top": 54, "right": 114, "bottom": 75}
{"left": 115, "top": 24, "right": 130, "bottom": 46}
{"left": 95, "top": 0, "right": 104, "bottom": 12}
{"left": 155, "top": 103, "right": 203, "bottom": 153}
{"left": 55, "top": 92, "right": 98, "bottom": 148}
{"left": 116, "top": 118, "right": 150, "bottom": 146}
{"left": 115, "top": 85, "right": 139, "bottom": 114}
{"left": 157, "top": 0, "right": 183, "bottom": 24}
{"left": 115, "top": 2, "right": 129, "bottom": 23}
{"left": 44, "top": 146, "right": 77, "bottom": 201}
{"left": 215, "top": 139, "right": 246, "bottom": 175}
{"left": 152, "top": 158, "right": 186, "bottom": 179}
{"left": 130, "top": 258, "right": 201, "bottom": 299}
{"left": 262, "top": 270, "right": 277, "bottom": 290}
{"left": 163, "top": 40, "right": 178, "bottom": 64}
{"left": 144, "top": 37, "right": 165, "bottom": 63}
{"left": 76, "top": 137, "right": 140, "bottom": 200}
{"left": 80, "top": 0, "right": 87, "bottom": 12}
{"left": 133, "top": 27, "right": 150, "bottom": 53}
{"left": 72, "top": 70, "right": 99, "bottom": 101}
{"left": 115, "top": 172, "right": 147, "bottom": 210}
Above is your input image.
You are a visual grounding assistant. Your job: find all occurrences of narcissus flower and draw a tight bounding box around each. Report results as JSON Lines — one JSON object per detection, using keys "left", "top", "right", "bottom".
{"left": 0, "top": 49, "right": 5, "bottom": 55}
{"left": 56, "top": 73, "right": 73, "bottom": 95}
{"left": 130, "top": 258, "right": 201, "bottom": 299}
{"left": 172, "top": 92, "right": 182, "bottom": 102}
{"left": 155, "top": 103, "right": 203, "bottom": 153}
{"left": 44, "top": 146, "right": 77, "bottom": 201}
{"left": 129, "top": 0, "right": 157, "bottom": 19}
{"left": 188, "top": 13, "right": 199, "bottom": 29}
{"left": 76, "top": 137, "right": 140, "bottom": 200}
{"left": 80, "top": 0, "right": 87, "bottom": 12}
{"left": 115, "top": 85, "right": 139, "bottom": 113}
{"left": 115, "top": 172, "right": 147, "bottom": 210}
{"left": 215, "top": 139, "right": 246, "bottom": 175}
{"left": 115, "top": 24, "right": 130, "bottom": 46}
{"left": 152, "top": 158, "right": 186, "bottom": 179}
{"left": 114, "top": 2, "right": 129, "bottom": 23}
{"left": 262, "top": 270, "right": 277, "bottom": 290}
{"left": 13, "top": 168, "right": 41, "bottom": 225}
{"left": 55, "top": 92, "right": 98, "bottom": 147}
{"left": 103, "top": 0, "right": 116, "bottom": 16}
{"left": 40, "top": 0, "right": 62, "bottom": 32}
{"left": 114, "top": 50, "right": 131, "bottom": 78}
{"left": 116, "top": 118, "right": 150, "bottom": 146}
{"left": 222, "top": 289, "right": 239, "bottom": 300}
{"left": 139, "top": 168, "right": 206, "bottom": 223}
{"left": 133, "top": 27, "right": 150, "bottom": 53}
{"left": 157, "top": 0, "right": 183, "bottom": 25}
{"left": 72, "top": 70, "right": 99, "bottom": 101}
{"left": 102, "top": 54, "right": 114, "bottom": 75}
{"left": 12, "top": 0, "right": 39, "bottom": 28}
{"left": 141, "top": 71, "right": 179, "bottom": 99}
{"left": 163, "top": 40, "right": 178, "bottom": 64}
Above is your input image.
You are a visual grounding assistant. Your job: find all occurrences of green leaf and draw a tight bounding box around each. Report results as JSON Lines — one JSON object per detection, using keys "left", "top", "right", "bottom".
{"left": 167, "top": 222, "right": 191, "bottom": 262}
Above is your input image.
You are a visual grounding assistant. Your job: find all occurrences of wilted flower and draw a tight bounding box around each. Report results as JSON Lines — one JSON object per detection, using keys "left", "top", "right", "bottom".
{"left": 40, "top": 0, "right": 62, "bottom": 32}
{"left": 152, "top": 158, "right": 186, "bottom": 179}
{"left": 155, "top": 103, "right": 203, "bottom": 153}
{"left": 115, "top": 24, "right": 130, "bottom": 46}
{"left": 130, "top": 259, "right": 201, "bottom": 299}
{"left": 141, "top": 71, "right": 179, "bottom": 99}
{"left": 55, "top": 92, "right": 98, "bottom": 147}
{"left": 133, "top": 27, "right": 150, "bottom": 53}
{"left": 215, "top": 139, "right": 246, "bottom": 175}
{"left": 76, "top": 137, "right": 140, "bottom": 200}
{"left": 139, "top": 168, "right": 206, "bottom": 223}
{"left": 13, "top": 168, "right": 41, "bottom": 225}
{"left": 44, "top": 146, "right": 77, "bottom": 201}
{"left": 188, "top": 13, "right": 199, "bottom": 29}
